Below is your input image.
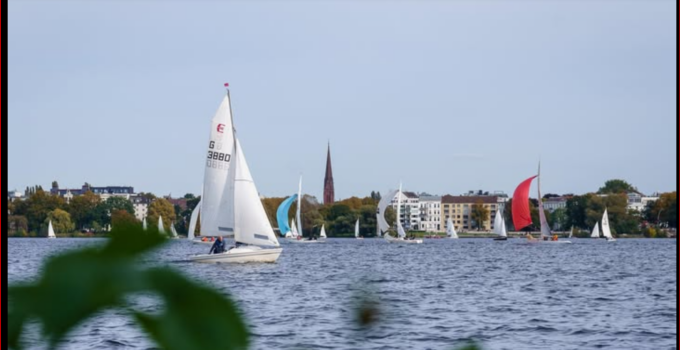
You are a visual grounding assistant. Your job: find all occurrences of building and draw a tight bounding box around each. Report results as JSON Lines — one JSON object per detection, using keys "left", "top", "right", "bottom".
{"left": 7, "top": 189, "right": 23, "bottom": 202}
{"left": 627, "top": 192, "right": 659, "bottom": 212}
{"left": 419, "top": 195, "right": 441, "bottom": 232}
{"left": 323, "top": 143, "right": 335, "bottom": 205}
{"left": 441, "top": 195, "right": 499, "bottom": 231}
{"left": 390, "top": 191, "right": 421, "bottom": 230}
{"left": 130, "top": 195, "right": 151, "bottom": 221}
{"left": 543, "top": 196, "right": 569, "bottom": 213}
{"left": 51, "top": 182, "right": 134, "bottom": 202}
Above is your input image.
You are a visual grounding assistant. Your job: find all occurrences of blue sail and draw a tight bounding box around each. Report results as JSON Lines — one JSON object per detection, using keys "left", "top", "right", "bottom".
{"left": 276, "top": 194, "right": 298, "bottom": 236}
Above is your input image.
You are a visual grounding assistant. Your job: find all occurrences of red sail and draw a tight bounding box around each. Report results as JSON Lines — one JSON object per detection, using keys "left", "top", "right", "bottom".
{"left": 512, "top": 175, "right": 538, "bottom": 231}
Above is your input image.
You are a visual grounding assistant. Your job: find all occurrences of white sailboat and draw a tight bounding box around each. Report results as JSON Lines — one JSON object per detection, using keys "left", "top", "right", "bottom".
{"left": 290, "top": 218, "right": 299, "bottom": 238}
{"left": 376, "top": 189, "right": 398, "bottom": 238}
{"left": 535, "top": 162, "right": 571, "bottom": 244}
{"left": 158, "top": 216, "right": 165, "bottom": 234}
{"left": 47, "top": 220, "right": 56, "bottom": 239}
{"left": 142, "top": 217, "right": 148, "bottom": 231}
{"left": 568, "top": 226, "right": 574, "bottom": 239}
{"left": 190, "top": 88, "right": 282, "bottom": 263}
{"left": 591, "top": 222, "right": 600, "bottom": 238}
{"left": 601, "top": 208, "right": 616, "bottom": 242}
{"left": 170, "top": 221, "right": 179, "bottom": 239}
{"left": 355, "top": 219, "right": 363, "bottom": 239}
{"left": 446, "top": 217, "right": 458, "bottom": 239}
{"left": 320, "top": 224, "right": 327, "bottom": 239}
{"left": 492, "top": 209, "right": 507, "bottom": 241}
{"left": 384, "top": 183, "right": 422, "bottom": 244}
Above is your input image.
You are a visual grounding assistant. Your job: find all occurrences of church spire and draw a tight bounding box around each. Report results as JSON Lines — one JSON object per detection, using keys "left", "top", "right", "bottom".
{"left": 323, "top": 142, "right": 335, "bottom": 205}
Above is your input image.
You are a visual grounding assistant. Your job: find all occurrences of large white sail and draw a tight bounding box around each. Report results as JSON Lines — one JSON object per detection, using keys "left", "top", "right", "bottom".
{"left": 291, "top": 219, "right": 299, "bottom": 237}
{"left": 500, "top": 216, "right": 507, "bottom": 237}
{"left": 377, "top": 189, "right": 398, "bottom": 236}
{"left": 47, "top": 220, "right": 56, "bottom": 238}
{"left": 320, "top": 224, "right": 327, "bottom": 238}
{"left": 158, "top": 216, "right": 165, "bottom": 234}
{"left": 591, "top": 222, "right": 600, "bottom": 238}
{"left": 396, "top": 183, "right": 406, "bottom": 238}
{"left": 493, "top": 209, "right": 503, "bottom": 235}
{"left": 537, "top": 162, "right": 552, "bottom": 238}
{"left": 601, "top": 209, "right": 613, "bottom": 239}
{"left": 446, "top": 217, "right": 458, "bottom": 239}
{"left": 200, "top": 92, "right": 236, "bottom": 237}
{"left": 233, "top": 139, "right": 280, "bottom": 247}
{"left": 187, "top": 200, "right": 201, "bottom": 240}
{"left": 296, "top": 176, "right": 303, "bottom": 238}
{"left": 355, "top": 219, "right": 360, "bottom": 238}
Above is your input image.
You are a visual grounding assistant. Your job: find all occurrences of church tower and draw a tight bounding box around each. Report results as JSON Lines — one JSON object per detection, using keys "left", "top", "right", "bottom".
{"left": 323, "top": 143, "right": 335, "bottom": 205}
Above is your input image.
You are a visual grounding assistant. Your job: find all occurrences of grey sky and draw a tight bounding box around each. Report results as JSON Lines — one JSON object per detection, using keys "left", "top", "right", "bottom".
{"left": 9, "top": 1, "right": 677, "bottom": 200}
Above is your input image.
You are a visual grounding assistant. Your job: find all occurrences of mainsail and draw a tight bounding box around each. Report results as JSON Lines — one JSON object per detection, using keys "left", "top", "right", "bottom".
{"left": 355, "top": 219, "right": 360, "bottom": 238}
{"left": 591, "top": 222, "right": 600, "bottom": 238}
{"left": 446, "top": 217, "right": 458, "bottom": 239}
{"left": 377, "top": 189, "right": 398, "bottom": 236}
{"left": 537, "top": 163, "right": 552, "bottom": 238}
{"left": 187, "top": 199, "right": 201, "bottom": 240}
{"left": 601, "top": 209, "right": 613, "bottom": 239}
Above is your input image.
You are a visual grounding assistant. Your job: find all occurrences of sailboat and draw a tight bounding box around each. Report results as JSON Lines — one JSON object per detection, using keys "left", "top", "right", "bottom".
{"left": 512, "top": 162, "right": 571, "bottom": 244}
{"left": 601, "top": 208, "right": 616, "bottom": 242}
{"left": 376, "top": 189, "right": 398, "bottom": 238}
{"left": 446, "top": 217, "right": 458, "bottom": 239}
{"left": 189, "top": 87, "right": 282, "bottom": 263}
{"left": 384, "top": 183, "right": 422, "bottom": 244}
{"left": 275, "top": 194, "right": 297, "bottom": 238}
{"left": 590, "top": 222, "right": 600, "bottom": 238}
{"left": 290, "top": 219, "right": 299, "bottom": 238}
{"left": 142, "top": 217, "right": 148, "bottom": 231}
{"left": 568, "top": 226, "right": 574, "bottom": 239}
{"left": 355, "top": 219, "right": 363, "bottom": 239}
{"left": 492, "top": 209, "right": 508, "bottom": 241}
{"left": 170, "top": 221, "right": 179, "bottom": 239}
{"left": 320, "top": 224, "right": 327, "bottom": 239}
{"left": 47, "top": 220, "right": 56, "bottom": 239}
{"left": 158, "top": 216, "right": 166, "bottom": 234}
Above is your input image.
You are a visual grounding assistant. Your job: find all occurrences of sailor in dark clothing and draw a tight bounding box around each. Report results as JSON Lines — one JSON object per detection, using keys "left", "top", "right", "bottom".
{"left": 209, "top": 236, "right": 226, "bottom": 254}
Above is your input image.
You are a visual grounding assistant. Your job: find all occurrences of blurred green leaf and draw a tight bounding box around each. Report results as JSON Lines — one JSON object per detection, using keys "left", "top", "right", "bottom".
{"left": 134, "top": 268, "right": 249, "bottom": 350}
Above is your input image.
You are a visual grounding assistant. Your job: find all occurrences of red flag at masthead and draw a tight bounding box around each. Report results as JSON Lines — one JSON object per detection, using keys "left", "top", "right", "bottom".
{"left": 224, "top": 83, "right": 229, "bottom": 87}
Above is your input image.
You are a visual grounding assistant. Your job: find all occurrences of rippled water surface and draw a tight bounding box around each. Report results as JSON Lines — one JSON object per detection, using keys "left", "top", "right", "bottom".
{"left": 8, "top": 238, "right": 677, "bottom": 350}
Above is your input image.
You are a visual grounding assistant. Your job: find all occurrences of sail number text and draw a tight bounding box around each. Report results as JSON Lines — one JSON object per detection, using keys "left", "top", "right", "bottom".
{"left": 206, "top": 140, "right": 231, "bottom": 169}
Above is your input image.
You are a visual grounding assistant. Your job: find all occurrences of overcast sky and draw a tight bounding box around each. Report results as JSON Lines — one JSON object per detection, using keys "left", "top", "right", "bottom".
{"left": 8, "top": 0, "right": 677, "bottom": 200}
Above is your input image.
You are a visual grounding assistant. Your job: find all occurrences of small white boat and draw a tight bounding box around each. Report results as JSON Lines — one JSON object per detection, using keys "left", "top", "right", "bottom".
{"left": 591, "top": 221, "right": 600, "bottom": 238}
{"left": 601, "top": 208, "right": 616, "bottom": 242}
{"left": 189, "top": 87, "right": 282, "bottom": 263}
{"left": 47, "top": 220, "right": 56, "bottom": 239}
{"left": 446, "top": 217, "right": 458, "bottom": 239}
{"left": 158, "top": 216, "right": 165, "bottom": 234}
{"left": 355, "top": 219, "right": 363, "bottom": 239}
{"left": 320, "top": 224, "right": 327, "bottom": 239}
{"left": 169, "top": 221, "right": 179, "bottom": 239}
{"left": 385, "top": 182, "right": 422, "bottom": 244}
{"left": 492, "top": 209, "right": 507, "bottom": 241}
{"left": 142, "top": 217, "right": 148, "bottom": 231}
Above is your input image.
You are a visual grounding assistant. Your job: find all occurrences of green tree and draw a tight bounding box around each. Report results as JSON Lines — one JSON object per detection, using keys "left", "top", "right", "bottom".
{"left": 17, "top": 189, "right": 66, "bottom": 233}
{"left": 8, "top": 216, "right": 29, "bottom": 236}
{"left": 549, "top": 208, "right": 567, "bottom": 231}
{"left": 111, "top": 209, "right": 139, "bottom": 228}
{"left": 67, "top": 191, "right": 101, "bottom": 230}
{"left": 470, "top": 200, "right": 489, "bottom": 230}
{"left": 597, "top": 179, "right": 638, "bottom": 194}
{"left": 565, "top": 195, "right": 590, "bottom": 230}
{"left": 147, "top": 198, "right": 176, "bottom": 233}
{"left": 46, "top": 209, "right": 75, "bottom": 235}
{"left": 102, "top": 197, "right": 135, "bottom": 216}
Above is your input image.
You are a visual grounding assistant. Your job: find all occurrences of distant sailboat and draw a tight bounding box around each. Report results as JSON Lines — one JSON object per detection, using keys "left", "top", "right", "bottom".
{"left": 376, "top": 189, "right": 398, "bottom": 238}
{"left": 189, "top": 87, "right": 282, "bottom": 263}
{"left": 158, "top": 216, "right": 165, "bottom": 234}
{"left": 446, "top": 217, "right": 458, "bottom": 239}
{"left": 512, "top": 162, "right": 570, "bottom": 244}
{"left": 384, "top": 182, "right": 422, "bottom": 244}
{"left": 170, "top": 221, "right": 179, "bottom": 238}
{"left": 568, "top": 226, "right": 574, "bottom": 239}
{"left": 591, "top": 222, "right": 600, "bottom": 238}
{"left": 601, "top": 209, "right": 616, "bottom": 242}
{"left": 355, "top": 219, "right": 363, "bottom": 239}
{"left": 47, "top": 220, "right": 56, "bottom": 239}
{"left": 492, "top": 209, "right": 507, "bottom": 241}
{"left": 275, "top": 194, "right": 297, "bottom": 238}
{"left": 320, "top": 224, "right": 327, "bottom": 239}
{"left": 142, "top": 217, "right": 148, "bottom": 231}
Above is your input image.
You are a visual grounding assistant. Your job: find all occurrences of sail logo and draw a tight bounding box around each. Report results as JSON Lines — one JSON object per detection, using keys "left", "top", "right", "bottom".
{"left": 217, "top": 124, "right": 225, "bottom": 133}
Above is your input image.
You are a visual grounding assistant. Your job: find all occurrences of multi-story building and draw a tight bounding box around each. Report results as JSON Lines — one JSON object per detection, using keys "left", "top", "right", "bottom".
{"left": 51, "top": 183, "right": 135, "bottom": 201}
{"left": 130, "top": 195, "right": 151, "bottom": 222}
{"left": 390, "top": 191, "right": 421, "bottom": 230}
{"left": 543, "top": 196, "right": 569, "bottom": 213}
{"left": 419, "top": 195, "right": 441, "bottom": 232}
{"left": 7, "top": 189, "right": 23, "bottom": 202}
{"left": 441, "top": 195, "right": 499, "bottom": 231}
{"left": 627, "top": 192, "right": 659, "bottom": 212}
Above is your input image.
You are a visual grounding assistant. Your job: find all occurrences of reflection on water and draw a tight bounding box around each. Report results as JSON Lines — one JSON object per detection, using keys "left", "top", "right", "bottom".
{"left": 8, "top": 238, "right": 677, "bottom": 350}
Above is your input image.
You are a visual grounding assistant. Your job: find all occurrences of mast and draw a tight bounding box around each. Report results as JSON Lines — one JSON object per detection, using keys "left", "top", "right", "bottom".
{"left": 226, "top": 85, "right": 239, "bottom": 243}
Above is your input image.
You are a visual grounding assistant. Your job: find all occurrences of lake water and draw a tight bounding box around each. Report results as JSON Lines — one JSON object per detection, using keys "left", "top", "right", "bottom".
{"left": 8, "top": 238, "right": 677, "bottom": 350}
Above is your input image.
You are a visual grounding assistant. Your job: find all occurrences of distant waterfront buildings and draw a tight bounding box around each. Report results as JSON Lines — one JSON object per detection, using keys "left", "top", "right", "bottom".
{"left": 441, "top": 195, "right": 499, "bottom": 231}
{"left": 543, "top": 196, "right": 569, "bottom": 213}
{"left": 419, "top": 196, "right": 441, "bottom": 232}
{"left": 627, "top": 192, "right": 660, "bottom": 212}
{"left": 390, "top": 191, "right": 421, "bottom": 230}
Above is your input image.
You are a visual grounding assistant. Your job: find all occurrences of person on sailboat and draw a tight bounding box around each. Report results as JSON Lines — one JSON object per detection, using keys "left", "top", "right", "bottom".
{"left": 551, "top": 234, "right": 558, "bottom": 241}
{"left": 209, "top": 236, "right": 225, "bottom": 254}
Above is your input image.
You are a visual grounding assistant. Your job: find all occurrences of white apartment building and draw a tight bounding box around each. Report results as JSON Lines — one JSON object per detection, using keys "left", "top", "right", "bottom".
{"left": 390, "top": 191, "right": 421, "bottom": 230}
{"left": 627, "top": 192, "right": 659, "bottom": 212}
{"left": 419, "top": 195, "right": 441, "bottom": 232}
{"left": 543, "top": 197, "right": 568, "bottom": 213}
{"left": 130, "top": 195, "right": 150, "bottom": 221}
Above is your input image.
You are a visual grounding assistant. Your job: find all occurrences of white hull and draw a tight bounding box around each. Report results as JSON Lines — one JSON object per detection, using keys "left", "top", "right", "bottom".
{"left": 527, "top": 240, "right": 572, "bottom": 244}
{"left": 356, "top": 237, "right": 364, "bottom": 240}
{"left": 190, "top": 246, "right": 282, "bottom": 263}
{"left": 384, "top": 235, "right": 422, "bottom": 244}
{"left": 285, "top": 238, "right": 325, "bottom": 244}
{"left": 47, "top": 236, "right": 57, "bottom": 239}
{"left": 606, "top": 238, "right": 617, "bottom": 242}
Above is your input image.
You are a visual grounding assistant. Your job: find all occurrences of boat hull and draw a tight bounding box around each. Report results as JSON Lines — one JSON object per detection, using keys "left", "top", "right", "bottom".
{"left": 493, "top": 237, "right": 508, "bottom": 241}
{"left": 190, "top": 246, "right": 282, "bottom": 263}
{"left": 384, "top": 236, "right": 423, "bottom": 244}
